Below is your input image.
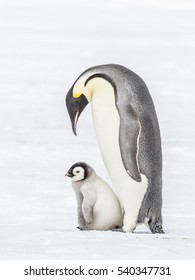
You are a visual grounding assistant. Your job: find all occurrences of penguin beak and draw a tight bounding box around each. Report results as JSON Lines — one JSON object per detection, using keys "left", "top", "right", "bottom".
{"left": 65, "top": 172, "right": 74, "bottom": 178}
{"left": 66, "top": 87, "right": 89, "bottom": 136}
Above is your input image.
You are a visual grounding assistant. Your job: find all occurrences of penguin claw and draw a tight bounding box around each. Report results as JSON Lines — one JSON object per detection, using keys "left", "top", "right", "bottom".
{"left": 148, "top": 220, "right": 165, "bottom": 234}
{"left": 77, "top": 226, "right": 89, "bottom": 231}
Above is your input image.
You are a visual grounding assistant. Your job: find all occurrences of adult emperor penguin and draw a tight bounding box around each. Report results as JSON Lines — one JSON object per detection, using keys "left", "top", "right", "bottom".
{"left": 66, "top": 64, "right": 164, "bottom": 234}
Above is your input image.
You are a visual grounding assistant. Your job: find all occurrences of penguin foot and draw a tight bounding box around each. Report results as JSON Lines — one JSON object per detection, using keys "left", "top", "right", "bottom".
{"left": 112, "top": 226, "right": 123, "bottom": 232}
{"left": 148, "top": 220, "right": 165, "bottom": 234}
{"left": 77, "top": 226, "right": 89, "bottom": 231}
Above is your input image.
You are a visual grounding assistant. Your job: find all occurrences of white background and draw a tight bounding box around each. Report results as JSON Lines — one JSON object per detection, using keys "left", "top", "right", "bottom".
{"left": 0, "top": 0, "right": 195, "bottom": 260}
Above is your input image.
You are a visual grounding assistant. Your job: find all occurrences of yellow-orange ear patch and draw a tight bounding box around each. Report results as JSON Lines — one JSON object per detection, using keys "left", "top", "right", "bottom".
{"left": 73, "top": 92, "right": 82, "bottom": 98}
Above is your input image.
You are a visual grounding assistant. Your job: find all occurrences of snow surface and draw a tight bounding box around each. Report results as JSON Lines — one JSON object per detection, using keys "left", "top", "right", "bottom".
{"left": 0, "top": 0, "right": 195, "bottom": 259}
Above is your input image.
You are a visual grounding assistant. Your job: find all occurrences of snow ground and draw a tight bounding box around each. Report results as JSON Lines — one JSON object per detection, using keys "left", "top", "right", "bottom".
{"left": 0, "top": 0, "right": 195, "bottom": 259}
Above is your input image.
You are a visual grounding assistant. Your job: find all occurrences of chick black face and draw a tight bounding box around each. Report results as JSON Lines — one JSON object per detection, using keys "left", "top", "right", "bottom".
{"left": 66, "top": 162, "right": 89, "bottom": 182}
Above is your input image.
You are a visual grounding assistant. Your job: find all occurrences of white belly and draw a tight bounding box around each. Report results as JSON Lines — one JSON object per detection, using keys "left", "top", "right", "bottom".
{"left": 91, "top": 79, "right": 148, "bottom": 232}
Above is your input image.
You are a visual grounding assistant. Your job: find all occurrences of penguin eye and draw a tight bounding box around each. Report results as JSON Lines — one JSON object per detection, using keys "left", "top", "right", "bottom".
{"left": 76, "top": 170, "right": 80, "bottom": 173}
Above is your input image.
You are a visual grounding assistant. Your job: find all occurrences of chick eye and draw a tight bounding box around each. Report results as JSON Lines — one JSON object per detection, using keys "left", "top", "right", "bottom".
{"left": 76, "top": 171, "right": 80, "bottom": 173}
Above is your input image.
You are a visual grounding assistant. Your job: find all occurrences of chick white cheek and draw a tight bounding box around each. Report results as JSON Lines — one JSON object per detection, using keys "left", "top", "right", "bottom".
{"left": 72, "top": 176, "right": 79, "bottom": 182}
{"left": 72, "top": 167, "right": 85, "bottom": 182}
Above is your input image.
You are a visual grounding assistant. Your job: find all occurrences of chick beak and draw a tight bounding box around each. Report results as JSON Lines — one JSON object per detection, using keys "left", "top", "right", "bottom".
{"left": 65, "top": 172, "right": 74, "bottom": 178}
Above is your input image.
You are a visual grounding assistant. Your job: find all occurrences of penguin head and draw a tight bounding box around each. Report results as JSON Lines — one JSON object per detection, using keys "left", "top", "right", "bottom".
{"left": 66, "top": 72, "right": 100, "bottom": 135}
{"left": 66, "top": 66, "right": 117, "bottom": 135}
{"left": 66, "top": 162, "right": 91, "bottom": 182}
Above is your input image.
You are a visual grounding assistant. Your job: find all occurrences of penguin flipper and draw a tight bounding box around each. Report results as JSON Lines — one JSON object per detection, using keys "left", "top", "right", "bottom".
{"left": 118, "top": 104, "right": 142, "bottom": 182}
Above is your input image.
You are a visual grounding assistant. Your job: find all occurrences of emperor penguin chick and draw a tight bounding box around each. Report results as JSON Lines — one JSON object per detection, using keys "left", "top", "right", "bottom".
{"left": 66, "top": 162, "right": 123, "bottom": 231}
